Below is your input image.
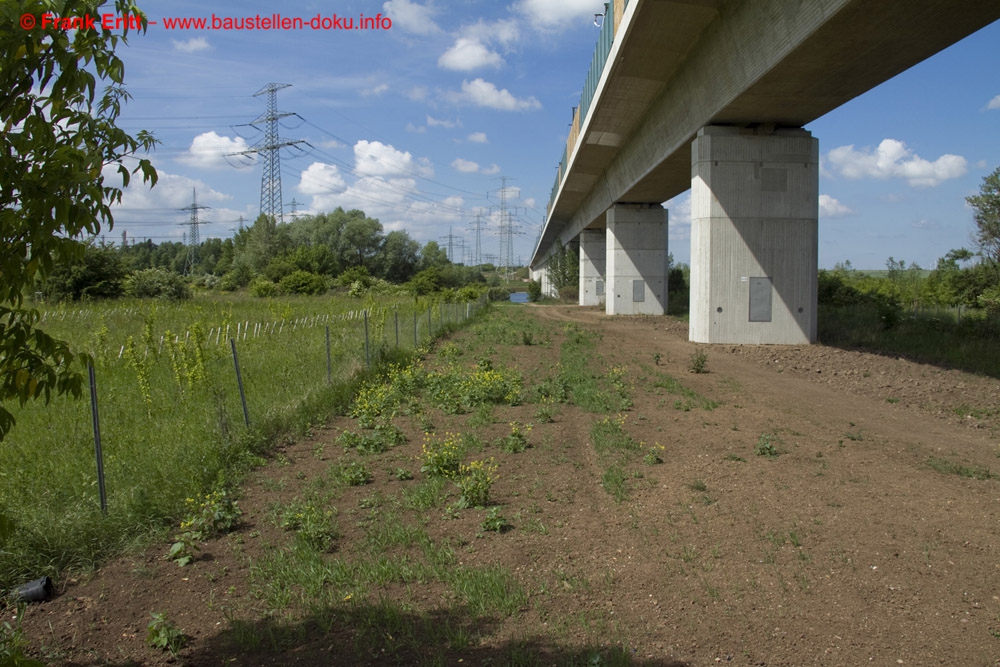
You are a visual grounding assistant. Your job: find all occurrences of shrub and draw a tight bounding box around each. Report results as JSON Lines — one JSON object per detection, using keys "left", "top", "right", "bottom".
{"left": 978, "top": 284, "right": 1000, "bottom": 315}
{"left": 406, "top": 267, "right": 442, "bottom": 296}
{"left": 43, "top": 242, "right": 127, "bottom": 301}
{"left": 335, "top": 266, "right": 373, "bottom": 288}
{"left": 558, "top": 285, "right": 579, "bottom": 303}
{"left": 248, "top": 276, "right": 281, "bottom": 297}
{"left": 219, "top": 264, "right": 253, "bottom": 291}
{"left": 487, "top": 286, "right": 512, "bottom": 301}
{"left": 689, "top": 349, "right": 708, "bottom": 374}
{"left": 279, "top": 270, "right": 328, "bottom": 295}
{"left": 527, "top": 280, "right": 542, "bottom": 302}
{"left": 126, "top": 268, "right": 192, "bottom": 300}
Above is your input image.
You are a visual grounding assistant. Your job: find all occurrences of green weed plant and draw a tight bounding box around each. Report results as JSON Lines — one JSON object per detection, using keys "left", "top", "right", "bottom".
{"left": 456, "top": 458, "right": 498, "bottom": 508}
{"left": 279, "top": 500, "right": 339, "bottom": 552}
{"left": 147, "top": 612, "right": 187, "bottom": 656}
{"left": 497, "top": 421, "right": 532, "bottom": 453}
{"left": 420, "top": 432, "right": 464, "bottom": 478}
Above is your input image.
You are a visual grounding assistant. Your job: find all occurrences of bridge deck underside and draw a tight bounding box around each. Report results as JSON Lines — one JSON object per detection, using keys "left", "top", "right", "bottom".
{"left": 534, "top": 0, "right": 1000, "bottom": 265}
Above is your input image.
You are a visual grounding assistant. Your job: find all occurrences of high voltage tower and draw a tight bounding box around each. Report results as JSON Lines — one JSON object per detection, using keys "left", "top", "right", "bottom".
{"left": 228, "top": 83, "right": 308, "bottom": 224}
{"left": 491, "top": 176, "right": 523, "bottom": 280}
{"left": 179, "top": 188, "right": 209, "bottom": 275}
{"left": 469, "top": 212, "right": 485, "bottom": 265}
{"left": 440, "top": 227, "right": 464, "bottom": 263}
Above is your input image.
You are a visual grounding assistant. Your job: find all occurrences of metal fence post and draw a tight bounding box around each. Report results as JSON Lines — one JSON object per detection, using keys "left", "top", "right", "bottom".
{"left": 230, "top": 338, "right": 250, "bottom": 427}
{"left": 88, "top": 365, "right": 107, "bottom": 515}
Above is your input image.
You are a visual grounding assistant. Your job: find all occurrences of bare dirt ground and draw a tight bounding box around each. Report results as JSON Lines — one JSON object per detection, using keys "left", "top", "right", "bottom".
{"left": 15, "top": 304, "right": 1000, "bottom": 666}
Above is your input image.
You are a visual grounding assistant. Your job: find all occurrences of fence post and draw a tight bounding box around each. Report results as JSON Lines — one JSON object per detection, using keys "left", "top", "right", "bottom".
{"left": 230, "top": 338, "right": 250, "bottom": 427}
{"left": 88, "top": 365, "right": 107, "bottom": 515}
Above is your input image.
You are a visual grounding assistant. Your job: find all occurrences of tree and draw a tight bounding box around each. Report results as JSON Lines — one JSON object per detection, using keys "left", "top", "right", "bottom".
{"left": 0, "top": 0, "right": 157, "bottom": 438}
{"left": 548, "top": 242, "right": 579, "bottom": 291}
{"left": 43, "top": 242, "right": 128, "bottom": 301}
{"left": 375, "top": 230, "right": 419, "bottom": 283}
{"left": 967, "top": 166, "right": 1000, "bottom": 270}
{"left": 338, "top": 211, "right": 383, "bottom": 270}
{"left": 418, "top": 241, "right": 449, "bottom": 271}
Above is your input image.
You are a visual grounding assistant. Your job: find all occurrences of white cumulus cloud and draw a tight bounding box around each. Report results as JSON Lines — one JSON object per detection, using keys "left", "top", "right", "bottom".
{"left": 516, "top": 0, "right": 607, "bottom": 29}
{"left": 665, "top": 192, "right": 692, "bottom": 242}
{"left": 463, "top": 18, "right": 519, "bottom": 47}
{"left": 988, "top": 95, "right": 1000, "bottom": 110}
{"left": 481, "top": 163, "right": 501, "bottom": 176}
{"left": 825, "top": 139, "right": 967, "bottom": 188}
{"left": 301, "top": 174, "right": 467, "bottom": 243}
{"left": 298, "top": 163, "right": 347, "bottom": 196}
{"left": 104, "top": 166, "right": 241, "bottom": 241}
{"left": 382, "top": 0, "right": 440, "bottom": 35}
{"left": 452, "top": 158, "right": 480, "bottom": 173}
{"left": 450, "top": 78, "right": 541, "bottom": 111}
{"left": 407, "top": 86, "right": 429, "bottom": 102}
{"left": 468, "top": 132, "right": 488, "bottom": 143}
{"left": 171, "top": 37, "right": 211, "bottom": 53}
{"left": 355, "top": 140, "right": 434, "bottom": 178}
{"left": 818, "top": 194, "right": 855, "bottom": 218}
{"left": 361, "top": 83, "right": 389, "bottom": 97}
{"left": 177, "top": 132, "right": 249, "bottom": 170}
{"left": 438, "top": 37, "right": 503, "bottom": 71}
{"left": 427, "top": 115, "right": 457, "bottom": 128}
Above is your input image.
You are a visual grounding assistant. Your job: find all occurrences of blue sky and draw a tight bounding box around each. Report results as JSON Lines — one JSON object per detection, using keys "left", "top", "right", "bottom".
{"left": 101, "top": 0, "right": 1000, "bottom": 270}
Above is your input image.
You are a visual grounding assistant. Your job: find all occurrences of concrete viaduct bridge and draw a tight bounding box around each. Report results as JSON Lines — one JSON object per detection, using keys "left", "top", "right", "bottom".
{"left": 528, "top": 0, "right": 1000, "bottom": 344}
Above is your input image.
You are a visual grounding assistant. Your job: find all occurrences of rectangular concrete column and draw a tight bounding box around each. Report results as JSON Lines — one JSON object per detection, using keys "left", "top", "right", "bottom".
{"left": 605, "top": 204, "right": 668, "bottom": 316}
{"left": 579, "top": 229, "right": 606, "bottom": 306}
{"left": 689, "top": 126, "right": 818, "bottom": 344}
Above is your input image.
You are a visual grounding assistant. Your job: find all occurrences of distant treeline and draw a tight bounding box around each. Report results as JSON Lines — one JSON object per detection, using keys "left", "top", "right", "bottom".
{"left": 41, "top": 208, "right": 510, "bottom": 301}
{"left": 819, "top": 251, "right": 1000, "bottom": 316}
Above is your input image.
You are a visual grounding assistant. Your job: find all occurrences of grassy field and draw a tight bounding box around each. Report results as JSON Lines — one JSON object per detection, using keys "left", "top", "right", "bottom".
{"left": 0, "top": 293, "right": 483, "bottom": 590}
{"left": 818, "top": 304, "right": 1000, "bottom": 378}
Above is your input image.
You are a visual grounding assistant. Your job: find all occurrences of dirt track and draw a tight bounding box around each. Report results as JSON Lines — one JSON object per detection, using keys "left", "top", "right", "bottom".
{"left": 18, "top": 304, "right": 1000, "bottom": 666}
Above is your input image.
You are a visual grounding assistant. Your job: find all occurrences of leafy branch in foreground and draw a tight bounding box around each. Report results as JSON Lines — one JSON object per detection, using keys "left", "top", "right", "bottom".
{"left": 0, "top": 0, "right": 158, "bottom": 439}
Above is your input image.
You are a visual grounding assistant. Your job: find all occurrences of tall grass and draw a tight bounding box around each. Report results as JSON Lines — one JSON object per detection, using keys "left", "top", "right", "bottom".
{"left": 0, "top": 293, "right": 482, "bottom": 588}
{"left": 819, "top": 305, "right": 1000, "bottom": 377}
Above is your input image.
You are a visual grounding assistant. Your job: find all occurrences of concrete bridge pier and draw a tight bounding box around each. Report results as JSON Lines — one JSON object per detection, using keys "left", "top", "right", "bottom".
{"left": 689, "top": 126, "right": 818, "bottom": 344}
{"left": 579, "top": 229, "right": 606, "bottom": 307}
{"left": 605, "top": 203, "right": 668, "bottom": 316}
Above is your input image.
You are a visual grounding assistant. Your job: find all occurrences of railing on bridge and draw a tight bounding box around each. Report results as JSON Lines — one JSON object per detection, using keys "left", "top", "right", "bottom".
{"left": 543, "top": 0, "right": 629, "bottom": 237}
